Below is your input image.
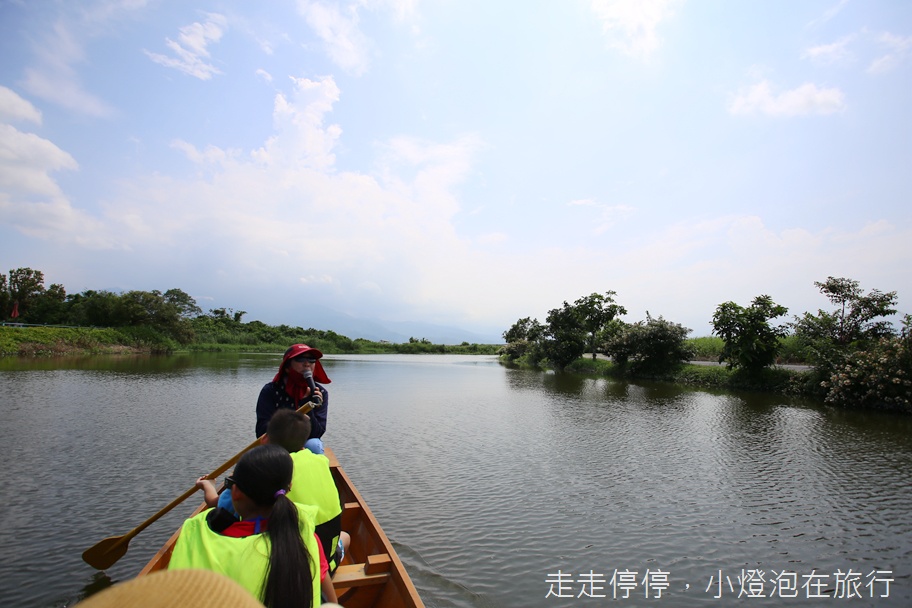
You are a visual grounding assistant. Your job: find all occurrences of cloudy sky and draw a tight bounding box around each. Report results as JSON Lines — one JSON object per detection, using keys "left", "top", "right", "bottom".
{"left": 1, "top": 0, "right": 909, "bottom": 342}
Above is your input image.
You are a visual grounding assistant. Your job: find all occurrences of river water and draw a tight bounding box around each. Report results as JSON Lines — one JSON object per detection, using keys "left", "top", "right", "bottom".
{"left": 0, "top": 352, "right": 909, "bottom": 607}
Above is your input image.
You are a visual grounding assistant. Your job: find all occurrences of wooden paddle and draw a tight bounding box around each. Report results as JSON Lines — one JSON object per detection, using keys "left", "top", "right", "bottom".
{"left": 82, "top": 402, "right": 315, "bottom": 570}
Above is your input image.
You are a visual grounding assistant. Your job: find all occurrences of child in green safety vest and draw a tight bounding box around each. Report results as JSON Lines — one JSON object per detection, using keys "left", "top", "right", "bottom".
{"left": 195, "top": 409, "right": 350, "bottom": 572}
{"left": 172, "top": 444, "right": 334, "bottom": 607}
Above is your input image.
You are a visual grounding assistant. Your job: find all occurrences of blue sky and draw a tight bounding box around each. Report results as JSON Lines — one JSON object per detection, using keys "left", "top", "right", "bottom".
{"left": 1, "top": 0, "right": 910, "bottom": 342}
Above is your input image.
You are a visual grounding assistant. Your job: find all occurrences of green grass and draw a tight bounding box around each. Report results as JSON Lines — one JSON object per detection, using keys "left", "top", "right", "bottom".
{"left": 687, "top": 336, "right": 724, "bottom": 361}
{"left": 0, "top": 326, "right": 144, "bottom": 356}
{"left": 687, "top": 335, "right": 810, "bottom": 365}
{"left": 1, "top": 325, "right": 501, "bottom": 357}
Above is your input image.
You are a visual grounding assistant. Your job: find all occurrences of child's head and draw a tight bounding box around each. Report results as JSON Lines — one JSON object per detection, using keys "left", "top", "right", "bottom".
{"left": 231, "top": 444, "right": 293, "bottom": 507}
{"left": 266, "top": 409, "right": 311, "bottom": 453}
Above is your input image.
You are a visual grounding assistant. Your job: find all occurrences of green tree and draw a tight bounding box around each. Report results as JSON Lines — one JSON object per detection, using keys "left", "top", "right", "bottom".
{"left": 28, "top": 283, "right": 68, "bottom": 324}
{"left": 605, "top": 313, "right": 693, "bottom": 374}
{"left": 163, "top": 288, "right": 202, "bottom": 318}
{"left": 541, "top": 301, "right": 587, "bottom": 370}
{"left": 502, "top": 316, "right": 545, "bottom": 344}
{"left": 7, "top": 267, "right": 46, "bottom": 320}
{"left": 574, "top": 291, "right": 627, "bottom": 359}
{"left": 500, "top": 316, "right": 546, "bottom": 362}
{"left": 65, "top": 289, "right": 195, "bottom": 343}
{"left": 0, "top": 273, "right": 9, "bottom": 319}
{"left": 712, "top": 295, "right": 789, "bottom": 372}
{"left": 118, "top": 290, "right": 195, "bottom": 344}
{"left": 67, "top": 290, "right": 122, "bottom": 326}
{"left": 793, "top": 276, "right": 898, "bottom": 365}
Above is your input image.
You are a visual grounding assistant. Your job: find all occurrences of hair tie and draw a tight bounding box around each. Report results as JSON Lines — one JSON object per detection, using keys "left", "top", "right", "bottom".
{"left": 274, "top": 489, "right": 287, "bottom": 499}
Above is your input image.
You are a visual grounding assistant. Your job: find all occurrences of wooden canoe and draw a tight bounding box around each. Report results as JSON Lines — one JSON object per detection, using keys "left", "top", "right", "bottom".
{"left": 138, "top": 446, "right": 424, "bottom": 608}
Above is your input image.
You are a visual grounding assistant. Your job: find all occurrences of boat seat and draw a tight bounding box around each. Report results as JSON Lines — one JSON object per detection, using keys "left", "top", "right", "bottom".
{"left": 332, "top": 553, "right": 392, "bottom": 588}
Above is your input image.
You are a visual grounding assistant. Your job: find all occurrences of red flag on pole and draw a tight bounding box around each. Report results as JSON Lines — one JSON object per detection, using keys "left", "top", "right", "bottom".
{"left": 10, "top": 301, "right": 19, "bottom": 319}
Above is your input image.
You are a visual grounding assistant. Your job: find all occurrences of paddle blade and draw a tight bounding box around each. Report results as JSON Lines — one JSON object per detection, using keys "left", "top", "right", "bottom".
{"left": 82, "top": 535, "right": 129, "bottom": 570}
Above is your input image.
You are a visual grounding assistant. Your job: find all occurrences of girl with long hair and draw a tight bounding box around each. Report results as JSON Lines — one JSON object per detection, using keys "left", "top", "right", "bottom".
{"left": 170, "top": 444, "right": 333, "bottom": 607}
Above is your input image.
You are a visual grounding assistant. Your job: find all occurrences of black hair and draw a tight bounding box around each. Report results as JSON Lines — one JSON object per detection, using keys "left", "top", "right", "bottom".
{"left": 233, "top": 444, "right": 313, "bottom": 608}
{"left": 266, "top": 409, "right": 311, "bottom": 453}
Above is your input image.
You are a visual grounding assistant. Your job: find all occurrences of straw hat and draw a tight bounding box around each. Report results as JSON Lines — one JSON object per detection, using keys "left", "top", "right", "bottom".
{"left": 75, "top": 569, "right": 263, "bottom": 607}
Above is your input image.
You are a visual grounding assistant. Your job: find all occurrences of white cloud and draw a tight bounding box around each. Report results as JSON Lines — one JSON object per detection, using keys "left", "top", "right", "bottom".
{"left": 0, "top": 121, "right": 120, "bottom": 248}
{"left": 477, "top": 232, "right": 508, "bottom": 245}
{"left": 807, "top": 0, "right": 850, "bottom": 28}
{"left": 250, "top": 75, "right": 343, "bottom": 171}
{"left": 568, "top": 198, "right": 636, "bottom": 234}
{"left": 294, "top": 0, "right": 427, "bottom": 75}
{"left": 0, "top": 87, "right": 42, "bottom": 124}
{"left": 361, "top": 0, "right": 419, "bottom": 23}
{"left": 17, "top": 4, "right": 152, "bottom": 117}
{"left": 802, "top": 34, "right": 856, "bottom": 64}
{"left": 728, "top": 81, "right": 846, "bottom": 117}
{"left": 145, "top": 13, "right": 228, "bottom": 80}
{"left": 7, "top": 71, "right": 483, "bottom": 319}
{"left": 80, "top": 0, "right": 153, "bottom": 24}
{"left": 868, "top": 32, "right": 912, "bottom": 74}
{"left": 0, "top": 124, "right": 78, "bottom": 198}
{"left": 21, "top": 20, "right": 115, "bottom": 117}
{"left": 171, "top": 140, "right": 242, "bottom": 165}
{"left": 297, "top": 0, "right": 372, "bottom": 75}
{"left": 590, "top": 0, "right": 681, "bottom": 59}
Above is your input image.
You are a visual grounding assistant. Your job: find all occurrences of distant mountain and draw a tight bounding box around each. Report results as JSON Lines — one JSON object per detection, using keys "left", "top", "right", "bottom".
{"left": 376, "top": 319, "right": 502, "bottom": 345}
{"left": 267, "top": 303, "right": 503, "bottom": 345}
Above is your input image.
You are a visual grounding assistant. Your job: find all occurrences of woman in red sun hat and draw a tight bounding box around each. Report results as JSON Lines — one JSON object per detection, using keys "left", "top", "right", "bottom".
{"left": 255, "top": 344, "right": 332, "bottom": 454}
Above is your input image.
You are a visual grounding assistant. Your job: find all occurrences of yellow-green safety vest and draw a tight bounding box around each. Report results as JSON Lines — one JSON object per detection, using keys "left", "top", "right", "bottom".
{"left": 288, "top": 450, "right": 344, "bottom": 570}
{"left": 169, "top": 503, "right": 321, "bottom": 608}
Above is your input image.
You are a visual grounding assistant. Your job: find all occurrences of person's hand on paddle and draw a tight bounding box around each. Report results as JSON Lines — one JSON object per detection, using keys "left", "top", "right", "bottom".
{"left": 195, "top": 476, "right": 221, "bottom": 508}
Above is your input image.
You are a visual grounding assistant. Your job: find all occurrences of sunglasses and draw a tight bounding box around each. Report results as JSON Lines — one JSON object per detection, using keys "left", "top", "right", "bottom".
{"left": 291, "top": 355, "right": 317, "bottom": 363}
{"left": 225, "top": 476, "right": 237, "bottom": 490}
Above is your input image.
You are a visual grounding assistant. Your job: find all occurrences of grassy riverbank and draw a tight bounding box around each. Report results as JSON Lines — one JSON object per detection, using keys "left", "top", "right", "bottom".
{"left": 0, "top": 326, "right": 168, "bottom": 356}
{"left": 0, "top": 325, "right": 500, "bottom": 357}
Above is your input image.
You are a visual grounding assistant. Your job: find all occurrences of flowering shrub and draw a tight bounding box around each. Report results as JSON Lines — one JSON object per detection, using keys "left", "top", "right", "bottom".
{"left": 821, "top": 334, "right": 912, "bottom": 412}
{"left": 605, "top": 314, "right": 693, "bottom": 375}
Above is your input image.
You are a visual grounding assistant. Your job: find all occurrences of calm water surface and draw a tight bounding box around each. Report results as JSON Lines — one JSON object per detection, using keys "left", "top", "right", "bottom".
{"left": 0, "top": 353, "right": 910, "bottom": 607}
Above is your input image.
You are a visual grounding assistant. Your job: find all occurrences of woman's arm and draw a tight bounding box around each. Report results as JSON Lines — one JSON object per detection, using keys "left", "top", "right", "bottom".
{"left": 255, "top": 383, "right": 276, "bottom": 437}
{"left": 308, "top": 386, "right": 329, "bottom": 439}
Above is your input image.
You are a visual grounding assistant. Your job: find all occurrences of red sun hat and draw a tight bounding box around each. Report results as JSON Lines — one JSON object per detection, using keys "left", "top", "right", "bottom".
{"left": 274, "top": 343, "right": 331, "bottom": 384}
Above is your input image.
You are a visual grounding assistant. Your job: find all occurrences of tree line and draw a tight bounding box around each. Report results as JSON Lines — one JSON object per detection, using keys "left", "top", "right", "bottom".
{"left": 0, "top": 267, "right": 497, "bottom": 355}
{"left": 1, "top": 267, "right": 203, "bottom": 344}
{"left": 501, "top": 278, "right": 911, "bottom": 412}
